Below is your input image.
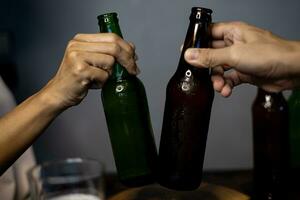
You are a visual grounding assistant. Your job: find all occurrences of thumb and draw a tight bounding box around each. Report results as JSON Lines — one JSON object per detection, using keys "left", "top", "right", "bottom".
{"left": 184, "top": 47, "right": 236, "bottom": 68}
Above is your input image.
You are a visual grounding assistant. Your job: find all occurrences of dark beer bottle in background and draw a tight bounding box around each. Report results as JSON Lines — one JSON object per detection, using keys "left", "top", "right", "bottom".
{"left": 252, "top": 88, "right": 289, "bottom": 200}
{"left": 158, "top": 7, "right": 214, "bottom": 191}
{"left": 98, "top": 13, "right": 157, "bottom": 187}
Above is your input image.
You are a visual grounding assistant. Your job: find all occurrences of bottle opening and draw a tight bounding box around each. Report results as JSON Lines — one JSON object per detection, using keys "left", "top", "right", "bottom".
{"left": 191, "top": 7, "right": 212, "bottom": 14}
{"left": 190, "top": 7, "right": 212, "bottom": 22}
{"left": 97, "top": 12, "right": 118, "bottom": 24}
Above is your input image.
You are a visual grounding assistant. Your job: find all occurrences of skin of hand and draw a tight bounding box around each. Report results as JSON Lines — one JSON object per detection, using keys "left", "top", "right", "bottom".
{"left": 184, "top": 21, "right": 300, "bottom": 97}
{"left": 0, "top": 33, "right": 138, "bottom": 174}
{"left": 44, "top": 33, "right": 139, "bottom": 109}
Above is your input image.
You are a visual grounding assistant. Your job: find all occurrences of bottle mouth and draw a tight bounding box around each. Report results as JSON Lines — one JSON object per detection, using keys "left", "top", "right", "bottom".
{"left": 191, "top": 7, "right": 212, "bottom": 14}
{"left": 97, "top": 12, "right": 118, "bottom": 22}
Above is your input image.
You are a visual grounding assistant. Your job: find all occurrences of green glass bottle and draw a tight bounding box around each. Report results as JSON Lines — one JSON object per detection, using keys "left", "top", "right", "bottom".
{"left": 288, "top": 90, "right": 300, "bottom": 169}
{"left": 97, "top": 13, "right": 157, "bottom": 186}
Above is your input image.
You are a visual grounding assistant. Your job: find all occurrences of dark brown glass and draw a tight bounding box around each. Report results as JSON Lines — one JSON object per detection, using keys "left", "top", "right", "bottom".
{"left": 252, "top": 88, "right": 290, "bottom": 200}
{"left": 158, "top": 7, "right": 214, "bottom": 191}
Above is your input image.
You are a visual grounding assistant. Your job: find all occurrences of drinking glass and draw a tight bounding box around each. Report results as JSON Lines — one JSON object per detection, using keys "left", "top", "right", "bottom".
{"left": 27, "top": 158, "right": 105, "bottom": 200}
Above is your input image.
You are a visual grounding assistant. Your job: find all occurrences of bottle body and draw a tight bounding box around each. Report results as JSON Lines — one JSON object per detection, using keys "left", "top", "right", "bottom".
{"left": 252, "top": 89, "right": 289, "bottom": 200}
{"left": 98, "top": 13, "right": 157, "bottom": 186}
{"left": 158, "top": 7, "right": 214, "bottom": 191}
{"left": 101, "top": 76, "right": 157, "bottom": 186}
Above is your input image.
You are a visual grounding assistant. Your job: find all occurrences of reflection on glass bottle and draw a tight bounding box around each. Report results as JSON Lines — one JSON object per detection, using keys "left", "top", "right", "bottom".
{"left": 98, "top": 13, "right": 157, "bottom": 187}
{"left": 252, "top": 88, "right": 289, "bottom": 200}
{"left": 158, "top": 7, "right": 214, "bottom": 191}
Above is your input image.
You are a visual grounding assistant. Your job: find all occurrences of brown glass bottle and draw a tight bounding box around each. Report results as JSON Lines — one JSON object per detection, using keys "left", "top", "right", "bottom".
{"left": 252, "top": 88, "right": 290, "bottom": 200}
{"left": 158, "top": 7, "right": 214, "bottom": 191}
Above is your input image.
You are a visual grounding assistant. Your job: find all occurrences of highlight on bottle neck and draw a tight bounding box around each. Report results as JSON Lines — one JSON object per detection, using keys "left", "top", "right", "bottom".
{"left": 97, "top": 12, "right": 123, "bottom": 37}
{"left": 189, "top": 7, "right": 212, "bottom": 23}
{"left": 98, "top": 12, "right": 118, "bottom": 25}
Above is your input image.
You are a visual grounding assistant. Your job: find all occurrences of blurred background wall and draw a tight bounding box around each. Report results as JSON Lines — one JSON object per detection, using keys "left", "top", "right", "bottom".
{"left": 1, "top": 0, "right": 300, "bottom": 172}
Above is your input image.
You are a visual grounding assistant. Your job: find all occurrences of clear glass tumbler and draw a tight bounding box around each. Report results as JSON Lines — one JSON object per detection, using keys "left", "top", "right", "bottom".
{"left": 27, "top": 158, "right": 105, "bottom": 200}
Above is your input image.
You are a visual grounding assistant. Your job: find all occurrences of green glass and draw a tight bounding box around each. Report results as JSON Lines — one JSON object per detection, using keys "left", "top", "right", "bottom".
{"left": 288, "top": 90, "right": 300, "bottom": 168}
{"left": 97, "top": 13, "right": 157, "bottom": 187}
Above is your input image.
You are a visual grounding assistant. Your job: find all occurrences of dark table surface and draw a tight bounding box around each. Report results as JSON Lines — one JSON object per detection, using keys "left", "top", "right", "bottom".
{"left": 105, "top": 170, "right": 300, "bottom": 199}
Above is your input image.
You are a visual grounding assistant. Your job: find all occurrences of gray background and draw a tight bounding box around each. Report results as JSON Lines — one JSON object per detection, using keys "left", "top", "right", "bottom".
{"left": 1, "top": 0, "right": 300, "bottom": 172}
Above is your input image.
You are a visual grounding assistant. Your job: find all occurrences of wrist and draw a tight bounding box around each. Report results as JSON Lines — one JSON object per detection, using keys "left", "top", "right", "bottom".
{"left": 35, "top": 80, "right": 69, "bottom": 115}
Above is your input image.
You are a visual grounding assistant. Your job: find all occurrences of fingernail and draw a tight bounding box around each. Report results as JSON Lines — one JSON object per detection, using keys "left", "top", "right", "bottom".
{"left": 135, "top": 66, "right": 141, "bottom": 75}
{"left": 185, "top": 49, "right": 198, "bottom": 60}
{"left": 134, "top": 53, "right": 139, "bottom": 61}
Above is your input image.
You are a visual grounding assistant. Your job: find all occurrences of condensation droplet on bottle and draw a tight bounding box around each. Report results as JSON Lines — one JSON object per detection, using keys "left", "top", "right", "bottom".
{"left": 182, "top": 82, "right": 190, "bottom": 91}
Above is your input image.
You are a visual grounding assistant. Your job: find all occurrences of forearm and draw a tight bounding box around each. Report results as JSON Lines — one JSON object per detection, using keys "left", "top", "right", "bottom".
{"left": 0, "top": 86, "right": 63, "bottom": 174}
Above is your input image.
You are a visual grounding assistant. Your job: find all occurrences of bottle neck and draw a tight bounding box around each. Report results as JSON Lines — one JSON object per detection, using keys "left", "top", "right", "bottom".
{"left": 176, "top": 19, "right": 211, "bottom": 75}
{"left": 257, "top": 88, "right": 283, "bottom": 97}
{"left": 256, "top": 88, "right": 286, "bottom": 104}
{"left": 98, "top": 18, "right": 129, "bottom": 80}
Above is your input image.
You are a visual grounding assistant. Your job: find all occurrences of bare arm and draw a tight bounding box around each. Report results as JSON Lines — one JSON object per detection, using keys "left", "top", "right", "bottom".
{"left": 0, "top": 87, "right": 62, "bottom": 173}
{"left": 0, "top": 33, "right": 138, "bottom": 174}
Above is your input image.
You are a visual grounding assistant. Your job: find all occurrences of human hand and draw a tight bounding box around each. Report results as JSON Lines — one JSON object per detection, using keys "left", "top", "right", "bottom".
{"left": 184, "top": 21, "right": 300, "bottom": 97}
{"left": 41, "top": 33, "right": 139, "bottom": 110}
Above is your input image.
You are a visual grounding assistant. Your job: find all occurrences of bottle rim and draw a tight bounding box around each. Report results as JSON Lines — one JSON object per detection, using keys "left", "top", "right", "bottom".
{"left": 97, "top": 12, "right": 118, "bottom": 21}
{"left": 191, "top": 7, "right": 213, "bottom": 14}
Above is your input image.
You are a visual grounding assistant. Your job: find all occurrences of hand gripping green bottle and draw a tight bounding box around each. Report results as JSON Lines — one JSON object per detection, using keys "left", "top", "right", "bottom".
{"left": 98, "top": 13, "right": 157, "bottom": 187}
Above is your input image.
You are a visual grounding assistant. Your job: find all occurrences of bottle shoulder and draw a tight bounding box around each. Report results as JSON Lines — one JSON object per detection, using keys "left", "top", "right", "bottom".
{"left": 252, "top": 92, "right": 288, "bottom": 113}
{"left": 101, "top": 75, "right": 147, "bottom": 99}
{"left": 103, "top": 75, "right": 144, "bottom": 87}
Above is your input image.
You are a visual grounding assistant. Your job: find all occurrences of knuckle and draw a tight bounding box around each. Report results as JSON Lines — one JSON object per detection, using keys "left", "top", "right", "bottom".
{"left": 106, "top": 55, "right": 115, "bottom": 66}
{"left": 110, "top": 43, "right": 121, "bottom": 55}
{"left": 127, "top": 45, "right": 135, "bottom": 56}
{"left": 73, "top": 33, "right": 83, "bottom": 40}
{"left": 229, "top": 46, "right": 239, "bottom": 66}
{"left": 129, "top": 42, "right": 136, "bottom": 50}
{"left": 67, "top": 50, "right": 80, "bottom": 60}
{"left": 202, "top": 50, "right": 214, "bottom": 67}
{"left": 100, "top": 55, "right": 115, "bottom": 71}
{"left": 109, "top": 33, "right": 121, "bottom": 43}
{"left": 67, "top": 40, "right": 76, "bottom": 49}
{"left": 73, "top": 63, "right": 86, "bottom": 75}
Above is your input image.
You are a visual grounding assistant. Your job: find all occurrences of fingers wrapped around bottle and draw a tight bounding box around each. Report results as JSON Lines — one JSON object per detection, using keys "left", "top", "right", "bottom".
{"left": 64, "top": 33, "right": 139, "bottom": 88}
